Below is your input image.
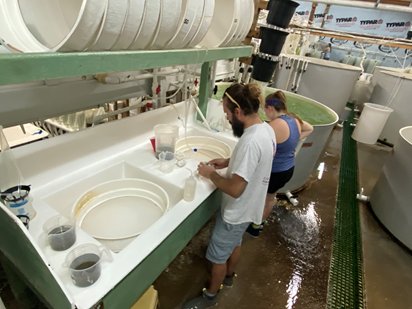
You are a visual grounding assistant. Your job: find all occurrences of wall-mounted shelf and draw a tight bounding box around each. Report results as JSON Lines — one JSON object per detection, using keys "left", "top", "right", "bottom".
{"left": 0, "top": 46, "right": 252, "bottom": 86}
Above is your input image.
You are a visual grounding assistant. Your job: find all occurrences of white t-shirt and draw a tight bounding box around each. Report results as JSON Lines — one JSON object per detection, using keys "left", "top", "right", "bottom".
{"left": 221, "top": 122, "right": 276, "bottom": 225}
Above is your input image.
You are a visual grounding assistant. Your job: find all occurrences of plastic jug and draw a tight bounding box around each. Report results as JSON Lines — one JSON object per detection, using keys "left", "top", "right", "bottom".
{"left": 63, "top": 244, "right": 113, "bottom": 287}
{"left": 154, "top": 124, "right": 179, "bottom": 159}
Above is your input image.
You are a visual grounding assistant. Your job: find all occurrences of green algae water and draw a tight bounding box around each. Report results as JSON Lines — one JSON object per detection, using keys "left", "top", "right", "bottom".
{"left": 213, "top": 84, "right": 337, "bottom": 126}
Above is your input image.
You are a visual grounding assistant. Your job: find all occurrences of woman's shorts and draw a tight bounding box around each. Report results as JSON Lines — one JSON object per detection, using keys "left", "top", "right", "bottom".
{"left": 267, "top": 166, "right": 295, "bottom": 194}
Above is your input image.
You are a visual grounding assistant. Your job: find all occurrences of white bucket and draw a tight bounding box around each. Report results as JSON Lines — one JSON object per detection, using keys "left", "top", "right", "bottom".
{"left": 73, "top": 179, "right": 170, "bottom": 253}
{"left": 352, "top": 103, "right": 393, "bottom": 144}
{"left": 151, "top": 0, "right": 183, "bottom": 50}
{"left": 185, "top": 0, "right": 215, "bottom": 48}
{"left": 89, "top": 0, "right": 129, "bottom": 51}
{"left": 127, "top": 0, "right": 161, "bottom": 50}
{"left": 112, "top": 0, "right": 146, "bottom": 50}
{"left": 17, "top": 0, "right": 107, "bottom": 52}
{"left": 199, "top": 0, "right": 237, "bottom": 48}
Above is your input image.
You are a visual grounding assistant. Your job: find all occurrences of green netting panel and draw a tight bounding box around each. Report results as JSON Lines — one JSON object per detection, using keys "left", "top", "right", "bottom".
{"left": 327, "top": 103, "right": 365, "bottom": 309}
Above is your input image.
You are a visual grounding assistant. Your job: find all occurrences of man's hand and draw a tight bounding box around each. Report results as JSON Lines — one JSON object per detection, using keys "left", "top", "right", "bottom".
{"left": 208, "top": 158, "right": 230, "bottom": 170}
{"left": 197, "top": 162, "right": 216, "bottom": 179}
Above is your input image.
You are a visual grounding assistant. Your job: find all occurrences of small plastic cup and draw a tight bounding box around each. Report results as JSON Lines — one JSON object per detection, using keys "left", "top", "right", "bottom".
{"left": 63, "top": 244, "right": 113, "bottom": 287}
{"left": 43, "top": 215, "right": 76, "bottom": 251}
{"left": 159, "top": 151, "right": 176, "bottom": 173}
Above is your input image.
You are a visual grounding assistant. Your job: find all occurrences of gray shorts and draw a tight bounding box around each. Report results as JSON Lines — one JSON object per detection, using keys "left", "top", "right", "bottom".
{"left": 205, "top": 212, "right": 250, "bottom": 264}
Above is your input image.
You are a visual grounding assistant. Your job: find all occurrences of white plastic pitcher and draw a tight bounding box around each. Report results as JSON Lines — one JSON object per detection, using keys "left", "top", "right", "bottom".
{"left": 154, "top": 124, "right": 179, "bottom": 158}
{"left": 352, "top": 103, "right": 393, "bottom": 144}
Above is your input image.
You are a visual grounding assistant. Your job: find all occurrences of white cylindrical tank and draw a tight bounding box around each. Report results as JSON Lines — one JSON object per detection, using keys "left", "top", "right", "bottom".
{"left": 370, "top": 66, "right": 405, "bottom": 89}
{"left": 370, "top": 126, "right": 412, "bottom": 249}
{"left": 276, "top": 91, "right": 338, "bottom": 193}
{"left": 271, "top": 56, "right": 362, "bottom": 116}
{"left": 369, "top": 71, "right": 412, "bottom": 145}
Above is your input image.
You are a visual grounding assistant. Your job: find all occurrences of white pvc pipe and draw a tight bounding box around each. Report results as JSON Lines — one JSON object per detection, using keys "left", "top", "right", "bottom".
{"left": 285, "top": 58, "right": 296, "bottom": 91}
{"left": 299, "top": 0, "right": 412, "bottom": 13}
{"left": 285, "top": 191, "right": 298, "bottom": 206}
{"left": 102, "top": 68, "right": 184, "bottom": 84}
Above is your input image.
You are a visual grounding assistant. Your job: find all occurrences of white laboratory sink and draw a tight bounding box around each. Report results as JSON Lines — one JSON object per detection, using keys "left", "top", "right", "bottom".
{"left": 42, "top": 161, "right": 183, "bottom": 220}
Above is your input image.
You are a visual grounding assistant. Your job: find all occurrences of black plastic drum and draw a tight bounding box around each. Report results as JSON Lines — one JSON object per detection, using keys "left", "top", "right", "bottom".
{"left": 267, "top": 0, "right": 299, "bottom": 28}
{"left": 251, "top": 55, "right": 278, "bottom": 83}
{"left": 259, "top": 26, "right": 289, "bottom": 56}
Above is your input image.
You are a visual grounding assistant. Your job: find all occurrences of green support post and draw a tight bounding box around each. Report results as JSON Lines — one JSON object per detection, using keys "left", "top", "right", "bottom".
{"left": 197, "top": 62, "right": 214, "bottom": 122}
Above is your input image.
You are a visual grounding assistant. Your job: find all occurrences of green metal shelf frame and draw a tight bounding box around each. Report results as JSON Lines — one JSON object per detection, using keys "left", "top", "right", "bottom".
{"left": 0, "top": 46, "right": 252, "bottom": 308}
{"left": 0, "top": 47, "right": 252, "bottom": 86}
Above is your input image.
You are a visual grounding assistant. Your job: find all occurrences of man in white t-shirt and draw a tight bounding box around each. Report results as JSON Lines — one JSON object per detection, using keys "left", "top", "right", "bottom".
{"left": 183, "top": 83, "right": 276, "bottom": 309}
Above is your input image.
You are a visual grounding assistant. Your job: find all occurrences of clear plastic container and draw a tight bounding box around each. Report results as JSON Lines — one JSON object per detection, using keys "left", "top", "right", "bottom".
{"left": 154, "top": 124, "right": 179, "bottom": 159}
{"left": 159, "top": 152, "right": 176, "bottom": 174}
{"left": 43, "top": 215, "right": 76, "bottom": 251}
{"left": 63, "top": 244, "right": 113, "bottom": 287}
{"left": 184, "top": 169, "right": 197, "bottom": 202}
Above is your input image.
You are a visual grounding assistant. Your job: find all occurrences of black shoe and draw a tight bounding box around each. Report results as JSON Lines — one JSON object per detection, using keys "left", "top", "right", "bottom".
{"left": 245, "top": 223, "right": 263, "bottom": 238}
{"left": 223, "top": 273, "right": 237, "bottom": 287}
{"left": 183, "top": 289, "right": 218, "bottom": 309}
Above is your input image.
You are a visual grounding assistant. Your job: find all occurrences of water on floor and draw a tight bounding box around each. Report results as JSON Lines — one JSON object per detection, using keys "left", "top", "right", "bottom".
{"left": 154, "top": 128, "right": 343, "bottom": 309}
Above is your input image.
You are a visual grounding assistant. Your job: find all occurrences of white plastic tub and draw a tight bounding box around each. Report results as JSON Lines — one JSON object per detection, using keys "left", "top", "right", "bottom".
{"left": 17, "top": 0, "right": 107, "bottom": 52}
{"left": 113, "top": 0, "right": 147, "bottom": 50}
{"left": 185, "top": 0, "right": 215, "bottom": 48}
{"left": 175, "top": 136, "right": 232, "bottom": 161}
{"left": 150, "top": 0, "right": 183, "bottom": 50}
{"left": 371, "top": 126, "right": 412, "bottom": 249}
{"left": 73, "top": 179, "right": 170, "bottom": 253}
{"left": 127, "top": 0, "right": 161, "bottom": 50}
{"left": 165, "top": 0, "right": 204, "bottom": 49}
{"left": 88, "top": 0, "right": 129, "bottom": 51}
{"left": 199, "top": 0, "right": 237, "bottom": 48}
{"left": 220, "top": 0, "right": 242, "bottom": 47}
{"left": 352, "top": 103, "right": 393, "bottom": 145}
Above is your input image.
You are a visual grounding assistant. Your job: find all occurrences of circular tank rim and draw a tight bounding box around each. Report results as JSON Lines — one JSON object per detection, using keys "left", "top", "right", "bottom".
{"left": 400, "top": 126, "right": 412, "bottom": 146}
{"left": 290, "top": 56, "right": 363, "bottom": 72}
{"left": 381, "top": 70, "right": 412, "bottom": 80}
{"left": 266, "top": 86, "right": 339, "bottom": 127}
{"left": 215, "top": 82, "right": 339, "bottom": 127}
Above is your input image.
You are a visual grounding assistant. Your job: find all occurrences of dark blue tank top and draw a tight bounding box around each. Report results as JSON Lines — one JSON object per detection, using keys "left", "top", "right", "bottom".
{"left": 272, "top": 115, "right": 300, "bottom": 173}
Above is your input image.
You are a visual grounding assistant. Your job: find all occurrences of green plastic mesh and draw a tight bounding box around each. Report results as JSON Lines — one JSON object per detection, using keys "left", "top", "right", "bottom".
{"left": 327, "top": 103, "right": 365, "bottom": 309}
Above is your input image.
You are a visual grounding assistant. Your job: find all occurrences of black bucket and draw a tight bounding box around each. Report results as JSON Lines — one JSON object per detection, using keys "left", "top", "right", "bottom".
{"left": 259, "top": 26, "right": 289, "bottom": 56}
{"left": 251, "top": 55, "right": 278, "bottom": 83}
{"left": 267, "top": 0, "right": 299, "bottom": 28}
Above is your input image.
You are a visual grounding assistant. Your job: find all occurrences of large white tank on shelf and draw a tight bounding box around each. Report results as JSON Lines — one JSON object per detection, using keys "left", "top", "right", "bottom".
{"left": 369, "top": 71, "right": 412, "bottom": 145}
{"left": 370, "top": 126, "right": 412, "bottom": 250}
{"left": 271, "top": 56, "right": 362, "bottom": 116}
{"left": 211, "top": 83, "right": 339, "bottom": 193}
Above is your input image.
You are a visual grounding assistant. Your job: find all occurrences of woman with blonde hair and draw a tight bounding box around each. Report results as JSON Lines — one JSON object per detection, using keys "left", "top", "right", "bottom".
{"left": 246, "top": 90, "right": 314, "bottom": 237}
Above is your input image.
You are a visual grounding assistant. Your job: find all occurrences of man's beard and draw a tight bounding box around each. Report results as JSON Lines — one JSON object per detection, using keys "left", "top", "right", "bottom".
{"left": 230, "top": 115, "right": 245, "bottom": 138}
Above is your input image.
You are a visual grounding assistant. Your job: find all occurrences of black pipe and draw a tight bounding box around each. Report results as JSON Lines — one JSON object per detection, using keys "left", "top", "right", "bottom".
{"left": 266, "top": 0, "right": 300, "bottom": 28}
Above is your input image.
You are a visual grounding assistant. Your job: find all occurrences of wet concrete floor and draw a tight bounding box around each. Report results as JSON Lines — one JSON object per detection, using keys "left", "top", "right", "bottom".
{"left": 154, "top": 128, "right": 343, "bottom": 309}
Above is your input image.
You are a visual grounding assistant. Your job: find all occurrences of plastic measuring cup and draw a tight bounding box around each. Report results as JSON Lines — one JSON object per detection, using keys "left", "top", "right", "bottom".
{"left": 159, "top": 151, "right": 176, "bottom": 173}
{"left": 63, "top": 244, "right": 113, "bottom": 287}
{"left": 154, "top": 124, "right": 179, "bottom": 159}
{"left": 43, "top": 215, "right": 76, "bottom": 251}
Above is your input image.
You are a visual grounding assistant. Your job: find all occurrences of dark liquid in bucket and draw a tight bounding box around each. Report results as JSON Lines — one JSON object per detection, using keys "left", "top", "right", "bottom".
{"left": 69, "top": 253, "right": 101, "bottom": 287}
{"left": 48, "top": 225, "right": 76, "bottom": 251}
{"left": 155, "top": 146, "right": 174, "bottom": 159}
